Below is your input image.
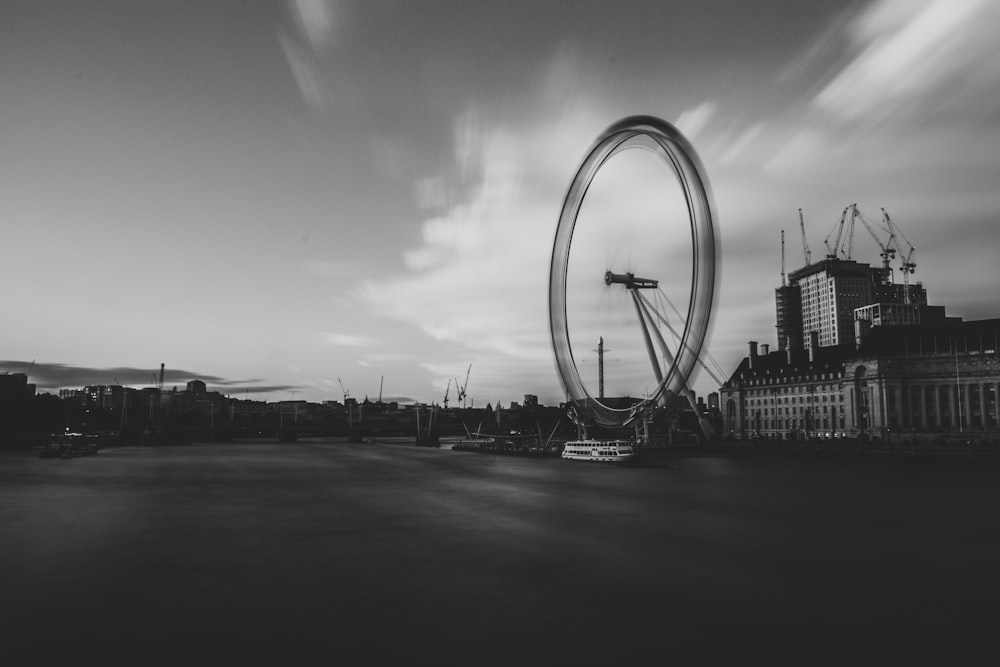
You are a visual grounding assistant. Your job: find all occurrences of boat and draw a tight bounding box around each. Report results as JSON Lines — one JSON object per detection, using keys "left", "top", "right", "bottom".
{"left": 450, "top": 431, "right": 560, "bottom": 457}
{"left": 39, "top": 432, "right": 101, "bottom": 459}
{"left": 450, "top": 436, "right": 496, "bottom": 452}
{"left": 561, "top": 439, "right": 635, "bottom": 463}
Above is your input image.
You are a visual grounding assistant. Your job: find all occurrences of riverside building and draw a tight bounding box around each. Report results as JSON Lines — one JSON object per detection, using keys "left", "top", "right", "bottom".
{"left": 722, "top": 222, "right": 998, "bottom": 442}
{"left": 721, "top": 321, "right": 1000, "bottom": 441}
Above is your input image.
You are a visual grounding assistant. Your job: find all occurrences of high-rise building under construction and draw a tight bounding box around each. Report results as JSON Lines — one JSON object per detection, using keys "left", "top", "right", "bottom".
{"left": 777, "top": 258, "right": 927, "bottom": 352}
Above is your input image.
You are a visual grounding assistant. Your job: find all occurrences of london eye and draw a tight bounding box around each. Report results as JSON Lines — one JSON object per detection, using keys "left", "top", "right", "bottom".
{"left": 549, "top": 115, "right": 720, "bottom": 433}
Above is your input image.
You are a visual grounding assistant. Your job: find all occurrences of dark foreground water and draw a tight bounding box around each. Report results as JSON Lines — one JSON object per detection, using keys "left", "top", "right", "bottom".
{"left": 3, "top": 440, "right": 999, "bottom": 665}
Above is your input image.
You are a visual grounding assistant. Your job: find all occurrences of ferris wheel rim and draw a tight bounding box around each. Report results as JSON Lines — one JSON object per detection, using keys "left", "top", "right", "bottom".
{"left": 548, "top": 115, "right": 719, "bottom": 428}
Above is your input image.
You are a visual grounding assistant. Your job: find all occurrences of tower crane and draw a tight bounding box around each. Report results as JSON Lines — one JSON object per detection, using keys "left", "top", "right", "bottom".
{"left": 882, "top": 208, "right": 917, "bottom": 304}
{"left": 456, "top": 364, "right": 471, "bottom": 409}
{"left": 798, "top": 209, "right": 812, "bottom": 266}
{"left": 443, "top": 378, "right": 452, "bottom": 409}
{"left": 824, "top": 204, "right": 854, "bottom": 259}
{"left": 854, "top": 206, "right": 896, "bottom": 282}
{"left": 338, "top": 377, "right": 354, "bottom": 428}
{"left": 780, "top": 230, "right": 786, "bottom": 287}
{"left": 844, "top": 204, "right": 858, "bottom": 259}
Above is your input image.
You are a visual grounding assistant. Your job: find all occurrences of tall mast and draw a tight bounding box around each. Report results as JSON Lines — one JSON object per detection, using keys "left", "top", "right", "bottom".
{"left": 598, "top": 337, "right": 605, "bottom": 399}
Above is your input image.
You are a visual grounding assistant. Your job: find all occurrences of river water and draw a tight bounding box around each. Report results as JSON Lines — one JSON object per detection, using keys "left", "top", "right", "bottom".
{"left": 3, "top": 440, "right": 998, "bottom": 664}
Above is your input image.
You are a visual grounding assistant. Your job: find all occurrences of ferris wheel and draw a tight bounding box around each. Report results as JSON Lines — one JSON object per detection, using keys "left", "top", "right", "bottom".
{"left": 548, "top": 115, "right": 721, "bottom": 431}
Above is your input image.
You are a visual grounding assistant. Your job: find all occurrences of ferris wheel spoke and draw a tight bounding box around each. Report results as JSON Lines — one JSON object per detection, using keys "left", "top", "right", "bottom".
{"left": 636, "top": 290, "right": 726, "bottom": 387}
{"left": 631, "top": 290, "right": 666, "bottom": 384}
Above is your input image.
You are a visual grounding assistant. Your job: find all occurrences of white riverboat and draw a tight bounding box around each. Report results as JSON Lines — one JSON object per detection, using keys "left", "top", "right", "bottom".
{"left": 561, "top": 440, "right": 635, "bottom": 463}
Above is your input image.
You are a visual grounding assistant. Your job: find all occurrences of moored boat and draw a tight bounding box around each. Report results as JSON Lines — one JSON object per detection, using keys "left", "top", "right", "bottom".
{"left": 561, "top": 439, "right": 635, "bottom": 463}
{"left": 39, "top": 432, "right": 101, "bottom": 459}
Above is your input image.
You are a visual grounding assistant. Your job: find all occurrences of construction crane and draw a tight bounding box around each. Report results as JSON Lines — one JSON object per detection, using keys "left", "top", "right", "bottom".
{"left": 337, "top": 377, "right": 350, "bottom": 402}
{"left": 443, "top": 378, "right": 452, "bottom": 409}
{"left": 847, "top": 204, "right": 860, "bottom": 259}
{"left": 456, "top": 364, "right": 471, "bottom": 409}
{"left": 854, "top": 205, "right": 896, "bottom": 281}
{"left": 824, "top": 204, "right": 855, "bottom": 259}
{"left": 882, "top": 207, "right": 917, "bottom": 303}
{"left": 798, "top": 209, "right": 812, "bottom": 266}
{"left": 780, "top": 230, "right": 786, "bottom": 287}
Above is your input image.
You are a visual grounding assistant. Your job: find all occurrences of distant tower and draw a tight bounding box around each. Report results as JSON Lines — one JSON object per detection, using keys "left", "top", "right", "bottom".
{"left": 598, "top": 337, "right": 605, "bottom": 399}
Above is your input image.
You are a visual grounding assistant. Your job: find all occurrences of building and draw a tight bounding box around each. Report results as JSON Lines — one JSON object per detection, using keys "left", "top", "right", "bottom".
{"left": 0, "top": 373, "right": 35, "bottom": 400}
{"left": 778, "top": 258, "right": 928, "bottom": 352}
{"left": 721, "top": 339, "right": 850, "bottom": 440}
{"left": 731, "top": 213, "right": 998, "bottom": 442}
{"left": 721, "top": 320, "right": 1000, "bottom": 441}
{"left": 854, "top": 303, "right": 922, "bottom": 329}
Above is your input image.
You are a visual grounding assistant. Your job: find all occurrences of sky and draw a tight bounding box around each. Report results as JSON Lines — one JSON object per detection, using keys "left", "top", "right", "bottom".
{"left": 3, "top": 0, "right": 1000, "bottom": 407}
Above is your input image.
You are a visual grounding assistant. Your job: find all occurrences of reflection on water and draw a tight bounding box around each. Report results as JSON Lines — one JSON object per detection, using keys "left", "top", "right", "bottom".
{"left": 2, "top": 441, "right": 998, "bottom": 662}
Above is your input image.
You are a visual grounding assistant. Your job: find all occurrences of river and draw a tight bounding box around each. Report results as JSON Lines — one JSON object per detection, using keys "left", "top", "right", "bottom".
{"left": 2, "top": 440, "right": 997, "bottom": 664}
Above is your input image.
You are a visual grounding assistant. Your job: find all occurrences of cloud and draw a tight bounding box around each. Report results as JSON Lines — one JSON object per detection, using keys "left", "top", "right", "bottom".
{"left": 223, "top": 384, "right": 300, "bottom": 396}
{"left": 814, "top": 0, "right": 1000, "bottom": 125}
{"left": 675, "top": 101, "right": 717, "bottom": 142}
{"left": 354, "top": 104, "right": 604, "bottom": 403}
{"left": 718, "top": 122, "right": 765, "bottom": 165}
{"left": 415, "top": 176, "right": 453, "bottom": 210}
{"left": 288, "top": 0, "right": 337, "bottom": 53}
{"left": 2, "top": 361, "right": 287, "bottom": 394}
{"left": 303, "top": 259, "right": 366, "bottom": 278}
{"left": 278, "top": 30, "right": 330, "bottom": 114}
{"left": 321, "top": 332, "right": 374, "bottom": 347}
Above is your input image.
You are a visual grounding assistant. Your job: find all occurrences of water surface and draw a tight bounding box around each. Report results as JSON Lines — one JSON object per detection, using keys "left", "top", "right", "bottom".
{"left": 3, "top": 441, "right": 997, "bottom": 664}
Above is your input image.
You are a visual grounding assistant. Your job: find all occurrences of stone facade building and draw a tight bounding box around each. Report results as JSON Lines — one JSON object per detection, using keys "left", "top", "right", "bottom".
{"left": 721, "top": 319, "right": 1000, "bottom": 441}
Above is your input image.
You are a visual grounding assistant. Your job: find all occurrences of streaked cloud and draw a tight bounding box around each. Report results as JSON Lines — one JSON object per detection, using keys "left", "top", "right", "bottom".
{"left": 288, "top": 0, "right": 337, "bottom": 53}
{"left": 718, "top": 122, "right": 765, "bottom": 165}
{"left": 2, "top": 361, "right": 286, "bottom": 394}
{"left": 356, "top": 103, "right": 602, "bottom": 402}
{"left": 814, "top": 0, "right": 1000, "bottom": 125}
{"left": 675, "top": 101, "right": 717, "bottom": 142}
{"left": 278, "top": 30, "right": 330, "bottom": 113}
{"left": 322, "top": 332, "right": 374, "bottom": 347}
{"left": 304, "top": 259, "right": 366, "bottom": 278}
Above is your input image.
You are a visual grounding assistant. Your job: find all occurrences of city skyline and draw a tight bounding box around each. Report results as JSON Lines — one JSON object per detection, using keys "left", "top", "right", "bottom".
{"left": 4, "top": 0, "right": 1000, "bottom": 407}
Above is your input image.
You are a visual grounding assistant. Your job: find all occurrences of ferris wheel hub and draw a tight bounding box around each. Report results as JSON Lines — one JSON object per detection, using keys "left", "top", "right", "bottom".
{"left": 605, "top": 271, "right": 659, "bottom": 289}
